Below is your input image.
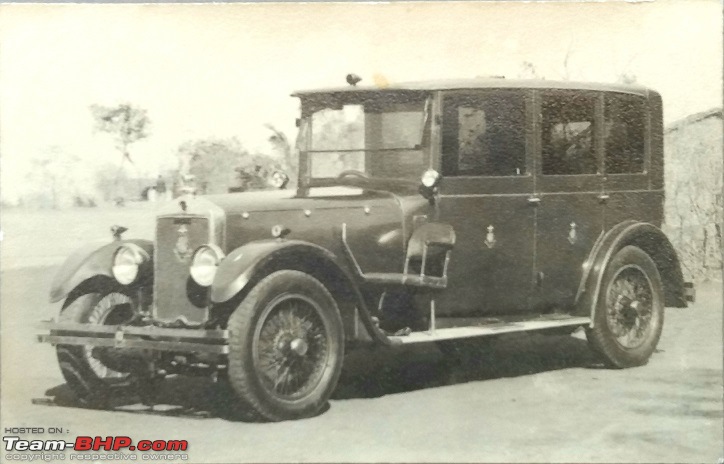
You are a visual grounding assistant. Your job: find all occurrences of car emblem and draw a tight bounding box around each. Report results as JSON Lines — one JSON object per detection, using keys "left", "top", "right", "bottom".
{"left": 174, "top": 225, "right": 192, "bottom": 261}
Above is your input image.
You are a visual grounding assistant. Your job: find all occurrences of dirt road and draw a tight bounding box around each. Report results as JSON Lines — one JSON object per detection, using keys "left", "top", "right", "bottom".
{"left": 1, "top": 207, "right": 722, "bottom": 462}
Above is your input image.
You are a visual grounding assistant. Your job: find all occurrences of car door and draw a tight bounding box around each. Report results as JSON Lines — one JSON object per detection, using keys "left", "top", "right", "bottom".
{"left": 533, "top": 90, "right": 605, "bottom": 312}
{"left": 434, "top": 89, "right": 536, "bottom": 317}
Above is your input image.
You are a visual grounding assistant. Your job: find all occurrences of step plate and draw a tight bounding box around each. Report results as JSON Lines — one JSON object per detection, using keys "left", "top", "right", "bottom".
{"left": 389, "top": 316, "right": 591, "bottom": 345}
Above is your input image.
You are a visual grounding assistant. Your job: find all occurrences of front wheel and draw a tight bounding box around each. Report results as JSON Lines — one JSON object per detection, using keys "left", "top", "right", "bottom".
{"left": 56, "top": 284, "right": 139, "bottom": 406}
{"left": 226, "top": 270, "right": 344, "bottom": 421}
{"left": 586, "top": 246, "right": 664, "bottom": 368}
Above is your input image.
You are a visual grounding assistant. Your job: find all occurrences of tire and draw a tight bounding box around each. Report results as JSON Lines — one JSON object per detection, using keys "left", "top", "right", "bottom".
{"left": 226, "top": 270, "right": 344, "bottom": 421}
{"left": 586, "top": 245, "right": 664, "bottom": 368}
{"left": 56, "top": 285, "right": 139, "bottom": 407}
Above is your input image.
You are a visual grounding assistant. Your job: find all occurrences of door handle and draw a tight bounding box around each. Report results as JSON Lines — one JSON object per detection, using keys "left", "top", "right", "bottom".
{"left": 527, "top": 196, "right": 541, "bottom": 205}
{"left": 598, "top": 193, "right": 610, "bottom": 203}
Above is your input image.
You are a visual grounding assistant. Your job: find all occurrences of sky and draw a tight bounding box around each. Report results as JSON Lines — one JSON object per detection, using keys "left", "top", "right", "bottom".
{"left": 0, "top": 1, "right": 721, "bottom": 202}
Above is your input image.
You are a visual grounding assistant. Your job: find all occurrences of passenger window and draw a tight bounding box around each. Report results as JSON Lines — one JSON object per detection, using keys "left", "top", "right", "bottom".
{"left": 604, "top": 94, "right": 645, "bottom": 174}
{"left": 442, "top": 92, "right": 526, "bottom": 177}
{"left": 541, "top": 92, "right": 598, "bottom": 175}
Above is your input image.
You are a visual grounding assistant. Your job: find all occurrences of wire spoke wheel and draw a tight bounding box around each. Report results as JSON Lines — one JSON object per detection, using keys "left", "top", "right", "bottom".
{"left": 253, "top": 295, "right": 330, "bottom": 401}
{"left": 84, "top": 292, "right": 136, "bottom": 380}
{"left": 226, "top": 270, "right": 343, "bottom": 421}
{"left": 587, "top": 245, "right": 664, "bottom": 368}
{"left": 56, "top": 286, "right": 140, "bottom": 406}
{"left": 605, "top": 265, "right": 654, "bottom": 350}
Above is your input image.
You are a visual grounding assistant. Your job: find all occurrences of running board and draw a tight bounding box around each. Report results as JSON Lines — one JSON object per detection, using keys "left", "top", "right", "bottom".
{"left": 388, "top": 316, "right": 591, "bottom": 345}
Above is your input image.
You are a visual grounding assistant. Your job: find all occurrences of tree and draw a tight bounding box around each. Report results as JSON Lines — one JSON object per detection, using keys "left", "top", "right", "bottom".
{"left": 25, "top": 146, "right": 92, "bottom": 209}
{"left": 91, "top": 103, "right": 150, "bottom": 165}
{"left": 177, "top": 137, "right": 281, "bottom": 195}
{"left": 94, "top": 163, "right": 134, "bottom": 202}
{"left": 265, "top": 124, "right": 297, "bottom": 187}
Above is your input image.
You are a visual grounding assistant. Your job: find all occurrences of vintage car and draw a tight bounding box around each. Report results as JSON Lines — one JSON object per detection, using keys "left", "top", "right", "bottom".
{"left": 39, "top": 77, "right": 695, "bottom": 421}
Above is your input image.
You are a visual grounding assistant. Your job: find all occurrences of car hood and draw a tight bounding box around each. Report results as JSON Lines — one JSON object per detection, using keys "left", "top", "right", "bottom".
{"left": 200, "top": 181, "right": 422, "bottom": 215}
{"left": 156, "top": 182, "right": 431, "bottom": 273}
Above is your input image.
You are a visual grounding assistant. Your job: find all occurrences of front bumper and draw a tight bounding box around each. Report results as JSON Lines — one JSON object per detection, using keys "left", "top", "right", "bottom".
{"left": 37, "top": 321, "right": 230, "bottom": 354}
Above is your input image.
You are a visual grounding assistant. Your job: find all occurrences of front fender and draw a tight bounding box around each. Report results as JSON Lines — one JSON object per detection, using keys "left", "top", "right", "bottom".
{"left": 575, "top": 221, "right": 686, "bottom": 321}
{"left": 210, "top": 239, "right": 346, "bottom": 304}
{"left": 210, "top": 238, "right": 391, "bottom": 346}
{"left": 49, "top": 239, "right": 154, "bottom": 303}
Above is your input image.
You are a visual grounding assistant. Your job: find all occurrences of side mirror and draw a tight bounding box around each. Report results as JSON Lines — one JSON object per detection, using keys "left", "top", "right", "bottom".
{"left": 419, "top": 169, "right": 442, "bottom": 203}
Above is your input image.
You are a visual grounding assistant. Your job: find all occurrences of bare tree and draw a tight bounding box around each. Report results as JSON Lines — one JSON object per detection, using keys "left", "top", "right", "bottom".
{"left": 25, "top": 146, "right": 83, "bottom": 209}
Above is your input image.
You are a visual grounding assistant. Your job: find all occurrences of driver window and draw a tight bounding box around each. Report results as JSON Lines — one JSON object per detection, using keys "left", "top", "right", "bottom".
{"left": 442, "top": 92, "right": 527, "bottom": 177}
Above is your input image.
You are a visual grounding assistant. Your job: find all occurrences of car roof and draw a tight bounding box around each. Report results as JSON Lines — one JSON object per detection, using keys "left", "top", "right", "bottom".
{"left": 292, "top": 78, "right": 653, "bottom": 97}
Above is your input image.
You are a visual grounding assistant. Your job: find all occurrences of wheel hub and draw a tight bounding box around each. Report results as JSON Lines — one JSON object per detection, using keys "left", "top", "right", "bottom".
{"left": 290, "top": 338, "right": 309, "bottom": 356}
{"left": 606, "top": 265, "right": 654, "bottom": 349}
{"left": 253, "top": 295, "right": 330, "bottom": 400}
{"left": 274, "top": 332, "right": 309, "bottom": 356}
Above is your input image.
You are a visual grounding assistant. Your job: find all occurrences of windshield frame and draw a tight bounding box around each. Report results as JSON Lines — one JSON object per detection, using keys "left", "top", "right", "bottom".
{"left": 296, "top": 90, "right": 434, "bottom": 187}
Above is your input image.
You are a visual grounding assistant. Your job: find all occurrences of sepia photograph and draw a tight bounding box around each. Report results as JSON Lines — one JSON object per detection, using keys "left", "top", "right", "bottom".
{"left": 0, "top": 1, "right": 722, "bottom": 462}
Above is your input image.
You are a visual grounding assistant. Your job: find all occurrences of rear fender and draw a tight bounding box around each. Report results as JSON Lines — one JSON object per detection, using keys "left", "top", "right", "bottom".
{"left": 50, "top": 239, "right": 154, "bottom": 303}
{"left": 574, "top": 221, "right": 686, "bottom": 324}
{"left": 210, "top": 239, "right": 385, "bottom": 344}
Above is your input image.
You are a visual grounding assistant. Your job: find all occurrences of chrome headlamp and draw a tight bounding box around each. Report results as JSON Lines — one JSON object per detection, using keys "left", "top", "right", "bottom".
{"left": 112, "top": 243, "right": 149, "bottom": 285}
{"left": 190, "top": 244, "right": 225, "bottom": 287}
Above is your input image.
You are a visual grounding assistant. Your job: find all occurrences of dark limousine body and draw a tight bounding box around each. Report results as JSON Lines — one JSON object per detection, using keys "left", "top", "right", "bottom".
{"left": 39, "top": 78, "right": 694, "bottom": 421}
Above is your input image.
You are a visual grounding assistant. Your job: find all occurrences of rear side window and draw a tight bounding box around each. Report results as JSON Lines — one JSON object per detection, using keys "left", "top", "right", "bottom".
{"left": 604, "top": 94, "right": 646, "bottom": 174}
{"left": 541, "top": 92, "right": 598, "bottom": 175}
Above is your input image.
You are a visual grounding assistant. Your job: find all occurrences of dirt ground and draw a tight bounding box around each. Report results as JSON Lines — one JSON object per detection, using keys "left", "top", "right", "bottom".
{"left": 1, "top": 205, "right": 722, "bottom": 463}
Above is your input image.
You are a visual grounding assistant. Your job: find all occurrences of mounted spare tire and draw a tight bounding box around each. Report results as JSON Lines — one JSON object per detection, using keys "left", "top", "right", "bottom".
{"left": 226, "top": 270, "right": 344, "bottom": 421}
{"left": 586, "top": 245, "right": 665, "bottom": 368}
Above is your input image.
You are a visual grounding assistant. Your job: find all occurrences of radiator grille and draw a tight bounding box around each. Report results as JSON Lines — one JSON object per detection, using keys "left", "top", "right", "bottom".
{"left": 154, "top": 216, "right": 211, "bottom": 324}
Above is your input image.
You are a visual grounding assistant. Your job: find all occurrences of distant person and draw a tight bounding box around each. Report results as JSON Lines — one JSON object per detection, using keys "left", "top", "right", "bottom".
{"left": 155, "top": 175, "right": 167, "bottom": 201}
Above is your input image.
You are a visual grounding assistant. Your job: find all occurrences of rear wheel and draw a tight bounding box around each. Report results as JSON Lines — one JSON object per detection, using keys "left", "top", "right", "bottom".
{"left": 56, "top": 285, "right": 138, "bottom": 406}
{"left": 586, "top": 246, "right": 664, "bottom": 368}
{"left": 226, "top": 270, "right": 344, "bottom": 421}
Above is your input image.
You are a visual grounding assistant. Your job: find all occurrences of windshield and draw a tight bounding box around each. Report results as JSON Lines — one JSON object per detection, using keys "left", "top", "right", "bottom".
{"left": 299, "top": 93, "right": 430, "bottom": 181}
